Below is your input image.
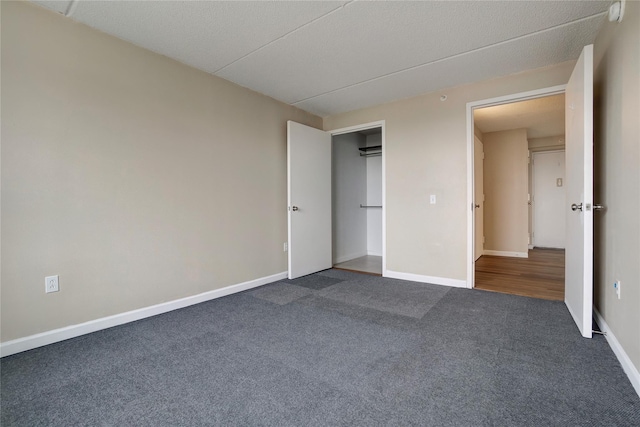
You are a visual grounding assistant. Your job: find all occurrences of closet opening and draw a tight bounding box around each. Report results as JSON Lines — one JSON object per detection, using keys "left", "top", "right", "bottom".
{"left": 331, "top": 126, "right": 383, "bottom": 275}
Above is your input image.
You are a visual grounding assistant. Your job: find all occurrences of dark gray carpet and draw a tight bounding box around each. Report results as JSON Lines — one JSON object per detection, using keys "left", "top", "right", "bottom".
{"left": 2, "top": 270, "right": 639, "bottom": 426}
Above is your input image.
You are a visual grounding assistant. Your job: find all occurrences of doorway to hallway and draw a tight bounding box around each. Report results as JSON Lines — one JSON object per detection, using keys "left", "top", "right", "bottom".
{"left": 471, "top": 93, "right": 566, "bottom": 301}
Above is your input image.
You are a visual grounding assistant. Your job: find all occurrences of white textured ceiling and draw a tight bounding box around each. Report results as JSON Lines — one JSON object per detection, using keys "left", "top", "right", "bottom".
{"left": 474, "top": 94, "right": 565, "bottom": 139}
{"left": 32, "top": 1, "right": 609, "bottom": 117}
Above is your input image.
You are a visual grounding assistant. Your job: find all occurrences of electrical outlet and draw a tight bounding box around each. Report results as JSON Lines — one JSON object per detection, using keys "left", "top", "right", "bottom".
{"left": 283, "top": 242, "right": 288, "bottom": 252}
{"left": 614, "top": 280, "right": 621, "bottom": 299}
{"left": 45, "top": 275, "right": 59, "bottom": 293}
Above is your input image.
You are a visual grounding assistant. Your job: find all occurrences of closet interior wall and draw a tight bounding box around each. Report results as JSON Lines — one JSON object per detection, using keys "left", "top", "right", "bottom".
{"left": 332, "top": 130, "right": 383, "bottom": 264}
{"left": 332, "top": 133, "right": 367, "bottom": 264}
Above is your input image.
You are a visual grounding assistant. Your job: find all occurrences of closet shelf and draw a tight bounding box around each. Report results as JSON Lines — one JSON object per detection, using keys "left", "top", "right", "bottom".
{"left": 360, "top": 204, "right": 382, "bottom": 208}
{"left": 358, "top": 145, "right": 382, "bottom": 152}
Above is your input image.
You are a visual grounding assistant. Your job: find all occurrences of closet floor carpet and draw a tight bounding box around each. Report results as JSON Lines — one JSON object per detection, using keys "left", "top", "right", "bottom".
{"left": 333, "top": 255, "right": 382, "bottom": 275}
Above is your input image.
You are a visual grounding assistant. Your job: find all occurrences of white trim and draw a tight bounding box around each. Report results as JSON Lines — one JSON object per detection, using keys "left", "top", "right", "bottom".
{"left": 384, "top": 270, "right": 467, "bottom": 288}
{"left": 467, "top": 85, "right": 566, "bottom": 289}
{"left": 528, "top": 244, "right": 535, "bottom": 249}
{"left": 367, "top": 251, "right": 383, "bottom": 257}
{"left": 329, "top": 120, "right": 385, "bottom": 136}
{"left": 1, "top": 271, "right": 287, "bottom": 358}
{"left": 333, "top": 251, "right": 368, "bottom": 265}
{"left": 593, "top": 308, "right": 640, "bottom": 398}
{"left": 329, "top": 121, "right": 387, "bottom": 276}
{"left": 482, "top": 250, "right": 528, "bottom": 258}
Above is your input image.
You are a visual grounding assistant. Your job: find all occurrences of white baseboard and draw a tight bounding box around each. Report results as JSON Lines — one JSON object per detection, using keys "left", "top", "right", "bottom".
{"left": 333, "top": 251, "right": 368, "bottom": 264}
{"left": 593, "top": 308, "right": 640, "bottom": 398}
{"left": 0, "top": 271, "right": 287, "bottom": 358}
{"left": 367, "top": 251, "right": 382, "bottom": 257}
{"left": 483, "top": 250, "right": 528, "bottom": 258}
{"left": 384, "top": 270, "right": 467, "bottom": 288}
{"left": 528, "top": 244, "right": 534, "bottom": 250}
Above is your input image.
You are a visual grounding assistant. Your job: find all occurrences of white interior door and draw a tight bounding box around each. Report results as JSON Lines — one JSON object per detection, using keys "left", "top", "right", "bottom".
{"left": 532, "top": 151, "right": 566, "bottom": 248}
{"left": 474, "top": 136, "right": 484, "bottom": 260}
{"left": 565, "top": 45, "right": 594, "bottom": 338}
{"left": 287, "top": 121, "right": 332, "bottom": 279}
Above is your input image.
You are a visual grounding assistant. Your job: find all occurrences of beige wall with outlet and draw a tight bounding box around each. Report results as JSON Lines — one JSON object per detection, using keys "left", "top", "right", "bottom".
{"left": 1, "top": 2, "right": 321, "bottom": 342}
{"left": 324, "top": 62, "right": 575, "bottom": 280}
{"left": 593, "top": 1, "right": 640, "bottom": 375}
{"left": 482, "top": 129, "right": 529, "bottom": 255}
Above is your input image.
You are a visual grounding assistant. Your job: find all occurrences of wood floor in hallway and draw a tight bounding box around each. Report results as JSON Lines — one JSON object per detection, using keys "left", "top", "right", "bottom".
{"left": 475, "top": 248, "right": 565, "bottom": 301}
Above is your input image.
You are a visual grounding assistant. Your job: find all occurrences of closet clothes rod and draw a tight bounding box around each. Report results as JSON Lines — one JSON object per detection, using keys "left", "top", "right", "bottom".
{"left": 360, "top": 152, "right": 381, "bottom": 157}
{"left": 360, "top": 204, "right": 382, "bottom": 208}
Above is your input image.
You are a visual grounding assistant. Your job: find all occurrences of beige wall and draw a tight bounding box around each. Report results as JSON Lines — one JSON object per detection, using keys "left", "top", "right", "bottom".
{"left": 474, "top": 125, "right": 484, "bottom": 141}
{"left": 528, "top": 135, "right": 565, "bottom": 152}
{"left": 593, "top": 2, "right": 640, "bottom": 374}
{"left": 482, "top": 129, "right": 529, "bottom": 254}
{"left": 1, "top": 2, "right": 321, "bottom": 342}
{"left": 324, "top": 61, "right": 575, "bottom": 280}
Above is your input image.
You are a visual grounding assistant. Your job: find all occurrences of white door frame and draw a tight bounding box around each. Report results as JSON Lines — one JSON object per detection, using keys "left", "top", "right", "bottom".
{"left": 329, "top": 121, "right": 386, "bottom": 275}
{"left": 466, "top": 86, "right": 566, "bottom": 289}
{"left": 531, "top": 149, "right": 566, "bottom": 249}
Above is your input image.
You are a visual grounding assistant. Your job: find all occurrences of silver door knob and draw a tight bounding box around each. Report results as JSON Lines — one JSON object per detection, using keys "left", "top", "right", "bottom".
{"left": 291, "top": 206, "right": 299, "bottom": 211}
{"left": 593, "top": 204, "right": 605, "bottom": 211}
{"left": 571, "top": 203, "right": 583, "bottom": 211}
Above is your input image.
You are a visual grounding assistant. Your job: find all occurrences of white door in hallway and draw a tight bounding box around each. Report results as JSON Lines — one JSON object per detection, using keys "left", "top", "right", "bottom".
{"left": 287, "top": 121, "right": 332, "bottom": 279}
{"left": 532, "top": 150, "right": 566, "bottom": 249}
{"left": 565, "top": 45, "right": 594, "bottom": 339}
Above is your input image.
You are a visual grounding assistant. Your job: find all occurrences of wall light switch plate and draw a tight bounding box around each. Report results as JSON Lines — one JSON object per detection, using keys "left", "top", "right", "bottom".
{"left": 45, "top": 275, "right": 59, "bottom": 293}
{"left": 430, "top": 195, "right": 436, "bottom": 204}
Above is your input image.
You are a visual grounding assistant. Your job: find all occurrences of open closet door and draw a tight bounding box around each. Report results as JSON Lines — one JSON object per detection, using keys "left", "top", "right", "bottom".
{"left": 564, "top": 44, "right": 594, "bottom": 338}
{"left": 287, "top": 121, "right": 332, "bottom": 279}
